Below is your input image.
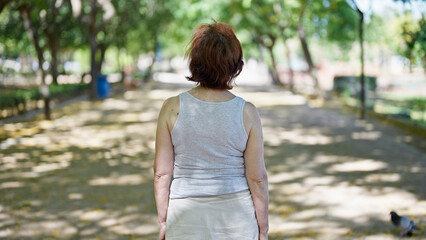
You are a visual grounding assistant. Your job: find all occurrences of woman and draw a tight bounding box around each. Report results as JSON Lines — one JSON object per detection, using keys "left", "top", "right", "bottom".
{"left": 154, "top": 22, "right": 269, "bottom": 240}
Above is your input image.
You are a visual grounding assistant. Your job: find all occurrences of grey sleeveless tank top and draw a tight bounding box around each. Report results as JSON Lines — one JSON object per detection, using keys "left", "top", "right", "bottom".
{"left": 169, "top": 91, "right": 249, "bottom": 199}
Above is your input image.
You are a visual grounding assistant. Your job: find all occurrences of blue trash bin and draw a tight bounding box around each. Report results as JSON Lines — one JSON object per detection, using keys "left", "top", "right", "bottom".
{"left": 97, "top": 74, "right": 110, "bottom": 99}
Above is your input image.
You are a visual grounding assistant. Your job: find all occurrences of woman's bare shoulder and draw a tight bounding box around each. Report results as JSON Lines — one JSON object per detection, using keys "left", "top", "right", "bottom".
{"left": 243, "top": 101, "right": 259, "bottom": 119}
{"left": 159, "top": 95, "right": 180, "bottom": 132}
{"left": 162, "top": 95, "right": 179, "bottom": 109}
{"left": 243, "top": 101, "right": 261, "bottom": 133}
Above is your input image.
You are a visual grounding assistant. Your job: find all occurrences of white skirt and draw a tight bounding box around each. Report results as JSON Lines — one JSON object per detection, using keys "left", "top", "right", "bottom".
{"left": 166, "top": 190, "right": 259, "bottom": 240}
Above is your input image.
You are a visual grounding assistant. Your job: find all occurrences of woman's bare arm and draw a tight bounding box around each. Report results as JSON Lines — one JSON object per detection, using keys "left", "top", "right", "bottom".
{"left": 154, "top": 96, "right": 178, "bottom": 239}
{"left": 244, "top": 102, "right": 269, "bottom": 238}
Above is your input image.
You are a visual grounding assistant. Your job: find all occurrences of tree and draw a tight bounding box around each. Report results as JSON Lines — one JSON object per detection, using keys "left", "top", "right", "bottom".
{"left": 347, "top": 0, "right": 366, "bottom": 119}
{"left": 71, "top": 0, "right": 112, "bottom": 100}
{"left": 125, "top": 0, "right": 175, "bottom": 81}
{"left": 393, "top": 0, "right": 426, "bottom": 71}
{"left": 0, "top": 3, "right": 31, "bottom": 59}
{"left": 70, "top": 0, "right": 166, "bottom": 98}
{"left": 297, "top": 0, "right": 319, "bottom": 92}
{"left": 398, "top": 14, "right": 425, "bottom": 71}
{"left": 16, "top": 1, "right": 52, "bottom": 119}
{"left": 415, "top": 18, "right": 426, "bottom": 72}
{"left": 235, "top": 0, "right": 285, "bottom": 86}
{"left": 276, "top": 0, "right": 298, "bottom": 91}
{"left": 1, "top": 0, "right": 87, "bottom": 119}
{"left": 44, "top": 0, "right": 77, "bottom": 85}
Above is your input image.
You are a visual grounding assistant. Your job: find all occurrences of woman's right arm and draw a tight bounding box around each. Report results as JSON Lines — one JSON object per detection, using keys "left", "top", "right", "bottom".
{"left": 154, "top": 97, "right": 178, "bottom": 240}
{"left": 243, "top": 102, "right": 269, "bottom": 239}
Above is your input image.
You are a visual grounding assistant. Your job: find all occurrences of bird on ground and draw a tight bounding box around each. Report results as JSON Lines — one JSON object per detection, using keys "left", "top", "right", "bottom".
{"left": 390, "top": 211, "right": 420, "bottom": 237}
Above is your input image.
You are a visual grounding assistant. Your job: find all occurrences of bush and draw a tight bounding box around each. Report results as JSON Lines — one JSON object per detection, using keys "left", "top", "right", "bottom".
{"left": 0, "top": 88, "right": 39, "bottom": 109}
{"left": 0, "top": 83, "right": 89, "bottom": 111}
{"left": 333, "top": 76, "right": 377, "bottom": 96}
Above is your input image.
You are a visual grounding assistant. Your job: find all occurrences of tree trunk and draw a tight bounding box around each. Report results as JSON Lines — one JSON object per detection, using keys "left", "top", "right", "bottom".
{"left": 350, "top": 0, "right": 366, "bottom": 119}
{"left": 358, "top": 9, "right": 366, "bottom": 119}
{"left": 47, "top": 0, "right": 60, "bottom": 85}
{"left": 48, "top": 35, "right": 59, "bottom": 85}
{"left": 19, "top": 4, "right": 51, "bottom": 119}
{"left": 266, "top": 44, "right": 282, "bottom": 86}
{"left": 298, "top": 1, "right": 320, "bottom": 92}
{"left": 284, "top": 40, "right": 294, "bottom": 92}
{"left": 88, "top": 0, "right": 99, "bottom": 100}
{"left": 145, "top": 38, "right": 159, "bottom": 82}
{"left": 98, "top": 44, "right": 107, "bottom": 74}
{"left": 89, "top": 32, "right": 99, "bottom": 100}
{"left": 144, "top": 53, "right": 156, "bottom": 83}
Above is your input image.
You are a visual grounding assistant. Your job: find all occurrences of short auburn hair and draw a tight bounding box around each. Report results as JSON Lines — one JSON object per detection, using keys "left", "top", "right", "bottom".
{"left": 185, "top": 22, "right": 244, "bottom": 89}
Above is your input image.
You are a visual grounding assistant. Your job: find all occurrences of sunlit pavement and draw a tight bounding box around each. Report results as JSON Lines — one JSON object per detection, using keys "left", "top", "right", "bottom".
{"left": 0, "top": 81, "right": 425, "bottom": 239}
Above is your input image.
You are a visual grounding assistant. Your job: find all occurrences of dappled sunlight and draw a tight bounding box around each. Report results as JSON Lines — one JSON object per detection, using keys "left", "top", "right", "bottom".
{"left": 363, "top": 173, "right": 401, "bottom": 183}
{"left": 303, "top": 176, "right": 336, "bottom": 186}
{"left": 14, "top": 220, "right": 78, "bottom": 238}
{"left": 116, "top": 112, "right": 158, "bottom": 123}
{"left": 147, "top": 88, "right": 184, "bottom": 100}
{"left": 278, "top": 129, "right": 343, "bottom": 145}
{"left": 153, "top": 72, "right": 190, "bottom": 84}
{"left": 68, "top": 193, "right": 83, "bottom": 200}
{"left": 273, "top": 181, "right": 422, "bottom": 230}
{"left": 327, "top": 159, "right": 388, "bottom": 172}
{"left": 288, "top": 208, "right": 327, "bottom": 221}
{"left": 60, "top": 110, "right": 103, "bottom": 127}
{"left": 287, "top": 184, "right": 418, "bottom": 221}
{"left": 0, "top": 82, "right": 425, "bottom": 239}
{"left": 18, "top": 135, "right": 51, "bottom": 147}
{"left": 123, "top": 90, "right": 140, "bottom": 100}
{"left": 32, "top": 161, "right": 70, "bottom": 173}
{"left": 80, "top": 209, "right": 108, "bottom": 221}
{"left": 101, "top": 98, "right": 133, "bottom": 110}
{"left": 263, "top": 126, "right": 346, "bottom": 147}
{"left": 269, "top": 215, "right": 348, "bottom": 238}
{"left": 352, "top": 131, "right": 382, "bottom": 140}
{"left": 69, "top": 208, "right": 159, "bottom": 236}
{"left": 0, "top": 84, "right": 167, "bottom": 239}
{"left": 89, "top": 174, "right": 148, "bottom": 186}
{"left": 313, "top": 154, "right": 341, "bottom": 164}
{"left": 268, "top": 170, "right": 311, "bottom": 184}
{"left": 67, "top": 126, "right": 137, "bottom": 149}
{"left": 235, "top": 91, "right": 306, "bottom": 107}
{"left": 259, "top": 83, "right": 426, "bottom": 239}
{"left": 0, "top": 181, "right": 24, "bottom": 189}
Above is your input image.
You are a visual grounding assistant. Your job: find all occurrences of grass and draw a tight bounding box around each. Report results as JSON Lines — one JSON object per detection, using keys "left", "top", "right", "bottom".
{"left": 341, "top": 94, "right": 426, "bottom": 123}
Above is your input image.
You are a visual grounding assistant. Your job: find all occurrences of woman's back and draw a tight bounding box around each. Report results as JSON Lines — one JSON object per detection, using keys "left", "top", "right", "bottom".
{"left": 170, "top": 90, "right": 249, "bottom": 199}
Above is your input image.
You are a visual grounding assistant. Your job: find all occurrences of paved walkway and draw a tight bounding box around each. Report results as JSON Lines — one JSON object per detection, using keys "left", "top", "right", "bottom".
{"left": 0, "top": 82, "right": 425, "bottom": 239}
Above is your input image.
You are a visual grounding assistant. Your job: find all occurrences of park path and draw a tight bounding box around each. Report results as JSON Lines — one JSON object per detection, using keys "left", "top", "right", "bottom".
{"left": 0, "top": 82, "right": 425, "bottom": 239}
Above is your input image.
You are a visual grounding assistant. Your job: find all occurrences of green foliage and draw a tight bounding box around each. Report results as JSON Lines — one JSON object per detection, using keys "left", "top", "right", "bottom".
{"left": 365, "top": 14, "right": 388, "bottom": 44}
{"left": 325, "top": 1, "right": 358, "bottom": 43}
{"left": 0, "top": 84, "right": 89, "bottom": 110}
{"left": 0, "top": 88, "right": 39, "bottom": 109}
{"left": 48, "top": 83, "right": 88, "bottom": 97}
{"left": 0, "top": 0, "right": 423, "bottom": 78}
{"left": 394, "top": 12, "right": 425, "bottom": 68}
{"left": 333, "top": 75, "right": 377, "bottom": 97}
{"left": 0, "top": 4, "right": 32, "bottom": 57}
{"left": 409, "top": 98, "right": 426, "bottom": 111}
{"left": 306, "top": 0, "right": 358, "bottom": 52}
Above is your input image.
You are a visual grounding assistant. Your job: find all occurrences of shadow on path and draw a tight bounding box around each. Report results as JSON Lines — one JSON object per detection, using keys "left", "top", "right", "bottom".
{"left": 0, "top": 82, "right": 425, "bottom": 239}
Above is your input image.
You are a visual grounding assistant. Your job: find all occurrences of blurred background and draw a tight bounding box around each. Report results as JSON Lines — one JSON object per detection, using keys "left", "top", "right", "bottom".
{"left": 0, "top": 1, "right": 426, "bottom": 239}
{"left": 0, "top": 0, "right": 425, "bottom": 123}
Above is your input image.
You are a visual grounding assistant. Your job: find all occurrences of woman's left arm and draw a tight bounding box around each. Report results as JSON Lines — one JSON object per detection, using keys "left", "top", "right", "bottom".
{"left": 154, "top": 97, "right": 177, "bottom": 239}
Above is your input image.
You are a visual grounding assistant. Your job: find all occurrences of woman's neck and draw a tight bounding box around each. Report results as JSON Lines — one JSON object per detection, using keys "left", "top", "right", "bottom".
{"left": 189, "top": 86, "right": 235, "bottom": 102}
